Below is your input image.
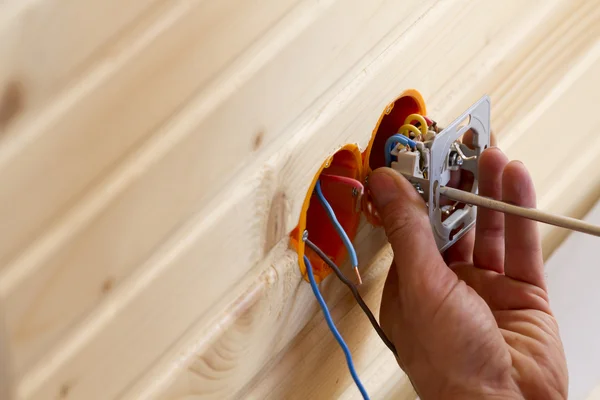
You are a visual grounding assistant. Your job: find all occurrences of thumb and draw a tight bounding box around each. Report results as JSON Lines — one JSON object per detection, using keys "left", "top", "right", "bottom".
{"left": 369, "top": 168, "right": 449, "bottom": 286}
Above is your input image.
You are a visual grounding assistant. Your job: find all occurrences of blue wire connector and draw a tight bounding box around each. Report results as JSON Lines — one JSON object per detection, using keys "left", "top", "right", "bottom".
{"left": 384, "top": 134, "right": 417, "bottom": 167}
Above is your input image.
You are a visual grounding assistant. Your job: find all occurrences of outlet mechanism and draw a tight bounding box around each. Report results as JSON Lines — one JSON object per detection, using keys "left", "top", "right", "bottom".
{"left": 290, "top": 90, "right": 427, "bottom": 281}
{"left": 290, "top": 144, "right": 363, "bottom": 282}
{"left": 361, "top": 90, "right": 427, "bottom": 224}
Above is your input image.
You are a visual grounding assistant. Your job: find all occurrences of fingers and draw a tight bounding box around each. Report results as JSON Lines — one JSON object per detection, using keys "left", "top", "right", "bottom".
{"left": 473, "top": 147, "right": 509, "bottom": 272}
{"left": 369, "top": 168, "right": 454, "bottom": 292}
{"left": 502, "top": 161, "right": 546, "bottom": 289}
{"left": 452, "top": 264, "right": 551, "bottom": 314}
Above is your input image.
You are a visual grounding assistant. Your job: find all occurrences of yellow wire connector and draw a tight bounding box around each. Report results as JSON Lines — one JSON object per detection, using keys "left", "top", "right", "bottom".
{"left": 404, "top": 113, "right": 428, "bottom": 137}
{"left": 398, "top": 123, "right": 421, "bottom": 139}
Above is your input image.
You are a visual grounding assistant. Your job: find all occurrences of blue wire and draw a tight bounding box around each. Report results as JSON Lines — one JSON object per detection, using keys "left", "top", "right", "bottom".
{"left": 384, "top": 134, "right": 417, "bottom": 167}
{"left": 314, "top": 180, "right": 359, "bottom": 269}
{"left": 304, "top": 255, "right": 370, "bottom": 400}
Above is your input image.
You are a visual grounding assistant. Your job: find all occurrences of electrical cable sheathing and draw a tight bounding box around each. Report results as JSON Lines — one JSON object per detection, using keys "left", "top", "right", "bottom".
{"left": 304, "top": 237, "right": 398, "bottom": 358}
{"left": 315, "top": 180, "right": 361, "bottom": 283}
{"left": 304, "top": 255, "right": 370, "bottom": 400}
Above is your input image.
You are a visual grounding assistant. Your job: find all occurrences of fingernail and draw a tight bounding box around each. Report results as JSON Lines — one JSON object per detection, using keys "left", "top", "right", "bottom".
{"left": 369, "top": 170, "right": 400, "bottom": 209}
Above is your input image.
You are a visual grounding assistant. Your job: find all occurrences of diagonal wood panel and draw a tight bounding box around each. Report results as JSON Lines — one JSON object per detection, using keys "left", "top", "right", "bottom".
{"left": 126, "top": 1, "right": 600, "bottom": 398}
{"left": 1, "top": 0, "right": 598, "bottom": 398}
{"left": 1, "top": 0, "right": 436, "bottom": 386}
{"left": 114, "top": 1, "right": 599, "bottom": 399}
{"left": 0, "top": 0, "right": 300, "bottom": 270}
{"left": 0, "top": 0, "right": 302, "bottom": 377}
{"left": 0, "top": 0, "right": 165, "bottom": 124}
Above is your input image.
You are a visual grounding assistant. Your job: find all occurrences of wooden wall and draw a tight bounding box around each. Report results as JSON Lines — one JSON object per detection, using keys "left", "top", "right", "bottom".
{"left": 1, "top": 0, "right": 599, "bottom": 398}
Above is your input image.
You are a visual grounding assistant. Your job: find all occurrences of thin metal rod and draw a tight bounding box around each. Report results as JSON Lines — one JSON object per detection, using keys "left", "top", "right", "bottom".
{"left": 439, "top": 186, "right": 600, "bottom": 237}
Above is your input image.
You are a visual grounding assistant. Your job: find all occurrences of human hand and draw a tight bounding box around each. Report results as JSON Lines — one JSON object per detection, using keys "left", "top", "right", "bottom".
{"left": 369, "top": 147, "right": 568, "bottom": 399}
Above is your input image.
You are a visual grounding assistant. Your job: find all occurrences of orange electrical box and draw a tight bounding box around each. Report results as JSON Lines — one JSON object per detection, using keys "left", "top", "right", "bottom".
{"left": 290, "top": 89, "right": 427, "bottom": 282}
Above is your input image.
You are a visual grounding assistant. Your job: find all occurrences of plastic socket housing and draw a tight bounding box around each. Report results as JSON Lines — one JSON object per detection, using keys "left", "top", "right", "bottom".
{"left": 290, "top": 90, "right": 426, "bottom": 282}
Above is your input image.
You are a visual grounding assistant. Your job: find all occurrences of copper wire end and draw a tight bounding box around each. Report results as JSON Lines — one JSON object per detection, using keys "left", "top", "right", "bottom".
{"left": 354, "top": 267, "right": 363, "bottom": 285}
{"left": 355, "top": 192, "right": 363, "bottom": 213}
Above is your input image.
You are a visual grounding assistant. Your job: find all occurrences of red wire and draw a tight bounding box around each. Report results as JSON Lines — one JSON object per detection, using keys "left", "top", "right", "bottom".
{"left": 320, "top": 174, "right": 364, "bottom": 195}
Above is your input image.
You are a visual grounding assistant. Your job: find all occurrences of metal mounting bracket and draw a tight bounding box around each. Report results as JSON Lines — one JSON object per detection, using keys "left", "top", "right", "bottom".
{"left": 429, "top": 96, "right": 491, "bottom": 251}
{"left": 399, "top": 96, "right": 491, "bottom": 251}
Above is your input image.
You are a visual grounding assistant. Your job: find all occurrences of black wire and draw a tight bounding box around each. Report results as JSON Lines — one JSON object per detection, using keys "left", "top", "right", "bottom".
{"left": 304, "top": 237, "right": 398, "bottom": 358}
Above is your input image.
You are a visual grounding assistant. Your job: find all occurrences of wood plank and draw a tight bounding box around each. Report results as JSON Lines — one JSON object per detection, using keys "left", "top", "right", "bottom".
{"left": 0, "top": 0, "right": 435, "bottom": 383}
{"left": 491, "top": 0, "right": 600, "bottom": 135}
{"left": 245, "top": 238, "right": 399, "bottom": 400}
{"left": 16, "top": 166, "right": 300, "bottom": 400}
{"left": 127, "top": 1, "right": 600, "bottom": 398}
{"left": 0, "top": 0, "right": 300, "bottom": 376}
{"left": 0, "top": 0, "right": 163, "bottom": 126}
{"left": 124, "top": 223, "right": 399, "bottom": 400}
{"left": 428, "top": 0, "right": 600, "bottom": 136}
{"left": 6, "top": 1, "right": 568, "bottom": 399}
{"left": 0, "top": 0, "right": 299, "bottom": 270}
{"left": 2, "top": 0, "right": 597, "bottom": 398}
{"left": 500, "top": 37, "right": 600, "bottom": 255}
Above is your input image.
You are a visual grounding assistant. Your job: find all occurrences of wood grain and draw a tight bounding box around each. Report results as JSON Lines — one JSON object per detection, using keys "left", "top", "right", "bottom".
{"left": 0, "top": 0, "right": 299, "bottom": 273}
{"left": 1, "top": 0, "right": 599, "bottom": 398}
{"left": 135, "top": 1, "right": 600, "bottom": 398}
{"left": 4, "top": 0, "right": 438, "bottom": 387}
{"left": 13, "top": 1, "right": 552, "bottom": 397}
{"left": 0, "top": 0, "right": 164, "bottom": 125}
{"left": 0, "top": 0, "right": 307, "bottom": 376}
{"left": 501, "top": 36, "right": 600, "bottom": 255}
